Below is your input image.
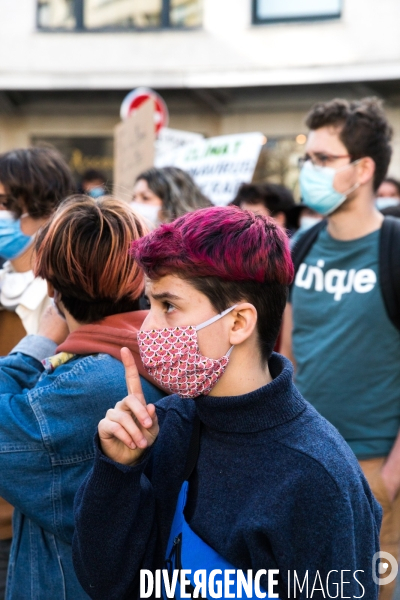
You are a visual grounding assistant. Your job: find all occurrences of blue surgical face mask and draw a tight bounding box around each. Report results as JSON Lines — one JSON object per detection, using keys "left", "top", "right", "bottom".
{"left": 0, "top": 211, "right": 33, "bottom": 260}
{"left": 87, "top": 186, "right": 105, "bottom": 199}
{"left": 300, "top": 160, "right": 360, "bottom": 216}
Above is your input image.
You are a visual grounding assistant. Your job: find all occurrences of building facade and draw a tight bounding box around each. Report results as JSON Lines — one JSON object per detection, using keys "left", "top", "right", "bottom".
{"left": 1, "top": 0, "right": 400, "bottom": 191}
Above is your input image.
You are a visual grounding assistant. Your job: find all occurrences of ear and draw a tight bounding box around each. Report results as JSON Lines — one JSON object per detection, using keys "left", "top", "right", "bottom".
{"left": 357, "top": 156, "right": 376, "bottom": 186}
{"left": 19, "top": 210, "right": 47, "bottom": 237}
{"left": 228, "top": 303, "right": 258, "bottom": 347}
{"left": 273, "top": 212, "right": 286, "bottom": 228}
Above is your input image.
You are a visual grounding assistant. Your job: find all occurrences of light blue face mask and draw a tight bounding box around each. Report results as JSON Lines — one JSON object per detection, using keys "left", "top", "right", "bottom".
{"left": 0, "top": 211, "right": 33, "bottom": 261}
{"left": 300, "top": 160, "right": 360, "bottom": 216}
{"left": 88, "top": 186, "right": 105, "bottom": 199}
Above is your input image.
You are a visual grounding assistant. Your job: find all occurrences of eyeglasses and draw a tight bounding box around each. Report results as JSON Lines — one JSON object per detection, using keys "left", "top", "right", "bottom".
{"left": 298, "top": 153, "right": 352, "bottom": 169}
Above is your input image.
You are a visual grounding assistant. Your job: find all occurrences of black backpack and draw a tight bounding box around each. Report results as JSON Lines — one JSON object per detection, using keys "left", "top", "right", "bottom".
{"left": 291, "top": 216, "right": 400, "bottom": 331}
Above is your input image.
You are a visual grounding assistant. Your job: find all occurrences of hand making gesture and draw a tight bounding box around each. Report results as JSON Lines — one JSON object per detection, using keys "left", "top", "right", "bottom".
{"left": 98, "top": 347, "right": 159, "bottom": 466}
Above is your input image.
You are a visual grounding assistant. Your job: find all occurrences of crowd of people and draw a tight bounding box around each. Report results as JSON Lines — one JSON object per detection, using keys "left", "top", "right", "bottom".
{"left": 0, "top": 95, "right": 398, "bottom": 600}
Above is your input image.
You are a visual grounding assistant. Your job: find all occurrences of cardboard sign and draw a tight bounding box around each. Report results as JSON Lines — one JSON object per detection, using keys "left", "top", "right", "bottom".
{"left": 155, "top": 128, "right": 204, "bottom": 167}
{"left": 113, "top": 99, "right": 155, "bottom": 201}
{"left": 162, "top": 132, "right": 265, "bottom": 206}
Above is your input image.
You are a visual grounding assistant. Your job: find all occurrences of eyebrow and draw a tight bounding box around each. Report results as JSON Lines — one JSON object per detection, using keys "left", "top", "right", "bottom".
{"left": 149, "top": 292, "right": 183, "bottom": 302}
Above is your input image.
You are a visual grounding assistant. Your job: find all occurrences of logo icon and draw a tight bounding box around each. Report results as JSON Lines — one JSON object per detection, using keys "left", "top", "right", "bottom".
{"left": 372, "top": 552, "right": 398, "bottom": 586}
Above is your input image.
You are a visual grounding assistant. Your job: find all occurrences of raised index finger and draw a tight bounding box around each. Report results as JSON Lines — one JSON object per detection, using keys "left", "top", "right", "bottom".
{"left": 121, "top": 347, "right": 146, "bottom": 406}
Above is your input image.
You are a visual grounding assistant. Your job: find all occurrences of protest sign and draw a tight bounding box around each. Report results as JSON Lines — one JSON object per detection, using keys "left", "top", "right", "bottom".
{"left": 113, "top": 99, "right": 155, "bottom": 201}
{"left": 163, "top": 132, "right": 265, "bottom": 206}
{"left": 155, "top": 128, "right": 204, "bottom": 167}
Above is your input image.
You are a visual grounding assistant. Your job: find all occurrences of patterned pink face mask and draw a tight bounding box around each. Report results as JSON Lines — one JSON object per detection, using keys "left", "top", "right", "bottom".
{"left": 137, "top": 305, "right": 237, "bottom": 398}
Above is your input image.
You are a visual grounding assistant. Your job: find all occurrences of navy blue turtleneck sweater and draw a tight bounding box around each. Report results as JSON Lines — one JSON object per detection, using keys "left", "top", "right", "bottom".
{"left": 72, "top": 354, "right": 381, "bottom": 600}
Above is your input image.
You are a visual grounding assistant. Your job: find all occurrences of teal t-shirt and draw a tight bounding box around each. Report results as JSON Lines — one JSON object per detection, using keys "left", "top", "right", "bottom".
{"left": 292, "top": 227, "right": 400, "bottom": 459}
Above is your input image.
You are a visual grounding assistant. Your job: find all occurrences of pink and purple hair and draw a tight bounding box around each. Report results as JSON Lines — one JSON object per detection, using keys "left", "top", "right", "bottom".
{"left": 130, "top": 205, "right": 293, "bottom": 286}
{"left": 131, "top": 206, "right": 293, "bottom": 361}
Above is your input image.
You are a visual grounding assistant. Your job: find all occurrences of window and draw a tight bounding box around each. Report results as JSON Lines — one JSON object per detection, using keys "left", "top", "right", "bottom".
{"left": 253, "top": 0, "right": 341, "bottom": 23}
{"left": 84, "top": 0, "right": 163, "bottom": 29}
{"left": 253, "top": 136, "right": 307, "bottom": 200}
{"left": 37, "top": 0, "right": 202, "bottom": 30}
{"left": 170, "top": 0, "right": 202, "bottom": 27}
{"left": 37, "top": 0, "right": 76, "bottom": 29}
{"left": 31, "top": 136, "right": 114, "bottom": 187}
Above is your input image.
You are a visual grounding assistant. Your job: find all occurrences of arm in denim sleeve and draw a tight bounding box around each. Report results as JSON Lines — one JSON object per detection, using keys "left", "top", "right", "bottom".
{"left": 0, "top": 335, "right": 57, "bottom": 393}
{"left": 73, "top": 439, "right": 158, "bottom": 600}
{"left": 0, "top": 388, "right": 52, "bottom": 518}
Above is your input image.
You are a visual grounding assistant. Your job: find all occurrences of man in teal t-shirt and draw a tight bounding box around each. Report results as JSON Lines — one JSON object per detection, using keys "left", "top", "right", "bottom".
{"left": 281, "top": 97, "right": 400, "bottom": 600}
{"left": 292, "top": 228, "right": 400, "bottom": 459}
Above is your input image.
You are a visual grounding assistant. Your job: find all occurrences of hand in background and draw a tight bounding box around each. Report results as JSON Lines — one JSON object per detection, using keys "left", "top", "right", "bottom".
{"left": 380, "top": 463, "right": 400, "bottom": 503}
{"left": 37, "top": 304, "right": 69, "bottom": 345}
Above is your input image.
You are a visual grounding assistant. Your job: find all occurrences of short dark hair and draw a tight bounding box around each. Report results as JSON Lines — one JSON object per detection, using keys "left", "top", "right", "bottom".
{"left": 232, "top": 183, "right": 295, "bottom": 216}
{"left": 0, "top": 146, "right": 76, "bottom": 219}
{"left": 35, "top": 195, "right": 146, "bottom": 324}
{"left": 380, "top": 177, "right": 400, "bottom": 196}
{"left": 305, "top": 97, "right": 393, "bottom": 191}
{"left": 81, "top": 169, "right": 106, "bottom": 184}
{"left": 131, "top": 206, "right": 294, "bottom": 362}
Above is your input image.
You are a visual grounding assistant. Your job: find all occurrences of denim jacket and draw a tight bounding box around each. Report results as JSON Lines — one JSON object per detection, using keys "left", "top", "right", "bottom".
{"left": 0, "top": 335, "right": 164, "bottom": 600}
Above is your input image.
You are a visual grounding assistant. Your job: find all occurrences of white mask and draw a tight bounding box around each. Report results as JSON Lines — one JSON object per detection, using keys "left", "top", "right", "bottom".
{"left": 130, "top": 202, "right": 160, "bottom": 226}
{"left": 299, "top": 216, "right": 322, "bottom": 231}
{"left": 375, "top": 197, "right": 400, "bottom": 211}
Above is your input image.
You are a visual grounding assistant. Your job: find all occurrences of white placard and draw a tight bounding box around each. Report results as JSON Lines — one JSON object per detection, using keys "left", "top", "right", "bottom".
{"left": 164, "top": 132, "right": 265, "bottom": 206}
{"left": 155, "top": 128, "right": 204, "bottom": 167}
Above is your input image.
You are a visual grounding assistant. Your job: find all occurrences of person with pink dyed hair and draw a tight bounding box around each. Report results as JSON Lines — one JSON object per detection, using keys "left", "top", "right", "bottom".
{"left": 73, "top": 206, "right": 380, "bottom": 600}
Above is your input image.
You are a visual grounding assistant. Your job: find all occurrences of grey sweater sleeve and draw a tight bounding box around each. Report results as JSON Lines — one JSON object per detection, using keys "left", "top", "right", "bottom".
{"left": 11, "top": 335, "right": 58, "bottom": 363}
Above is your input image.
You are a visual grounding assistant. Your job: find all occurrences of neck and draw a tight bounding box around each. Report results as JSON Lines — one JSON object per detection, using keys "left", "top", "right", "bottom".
{"left": 327, "top": 189, "right": 383, "bottom": 241}
{"left": 10, "top": 244, "right": 35, "bottom": 273}
{"left": 208, "top": 342, "right": 272, "bottom": 397}
{"left": 64, "top": 311, "right": 81, "bottom": 334}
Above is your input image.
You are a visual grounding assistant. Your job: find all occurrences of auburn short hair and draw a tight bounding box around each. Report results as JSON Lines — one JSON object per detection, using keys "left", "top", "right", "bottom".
{"left": 131, "top": 206, "right": 293, "bottom": 361}
{"left": 35, "top": 195, "right": 146, "bottom": 323}
{"left": 305, "top": 97, "right": 392, "bottom": 191}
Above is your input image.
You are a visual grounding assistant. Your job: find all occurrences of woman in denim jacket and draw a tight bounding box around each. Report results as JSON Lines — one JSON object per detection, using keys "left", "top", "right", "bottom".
{"left": 0, "top": 195, "right": 164, "bottom": 600}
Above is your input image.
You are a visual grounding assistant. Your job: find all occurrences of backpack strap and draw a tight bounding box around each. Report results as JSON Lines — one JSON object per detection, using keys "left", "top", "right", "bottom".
{"left": 290, "top": 220, "right": 327, "bottom": 293}
{"left": 379, "top": 216, "right": 400, "bottom": 331}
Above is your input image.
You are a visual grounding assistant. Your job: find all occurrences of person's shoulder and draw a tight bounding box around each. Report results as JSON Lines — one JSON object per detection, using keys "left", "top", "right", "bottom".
{"left": 152, "top": 396, "right": 197, "bottom": 459}
{"left": 32, "top": 353, "right": 125, "bottom": 396}
{"left": 291, "top": 220, "right": 326, "bottom": 251}
{"left": 155, "top": 394, "right": 196, "bottom": 425}
{"left": 277, "top": 396, "right": 366, "bottom": 493}
{"left": 276, "top": 388, "right": 361, "bottom": 488}
{"left": 34, "top": 353, "right": 165, "bottom": 407}
{"left": 48, "top": 351, "right": 120, "bottom": 374}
